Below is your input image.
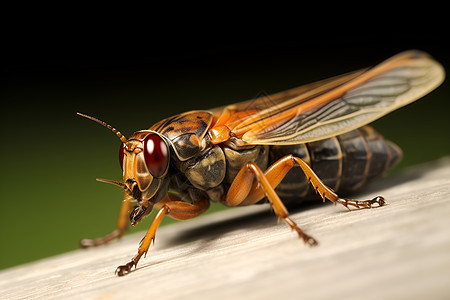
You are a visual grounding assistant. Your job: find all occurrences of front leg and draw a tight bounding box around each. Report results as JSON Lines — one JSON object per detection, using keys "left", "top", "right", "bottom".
{"left": 80, "top": 192, "right": 133, "bottom": 248}
{"left": 115, "top": 194, "right": 210, "bottom": 276}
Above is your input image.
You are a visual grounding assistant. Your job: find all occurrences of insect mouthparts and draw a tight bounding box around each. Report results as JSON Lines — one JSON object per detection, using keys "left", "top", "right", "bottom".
{"left": 132, "top": 185, "right": 142, "bottom": 200}
{"left": 126, "top": 179, "right": 142, "bottom": 200}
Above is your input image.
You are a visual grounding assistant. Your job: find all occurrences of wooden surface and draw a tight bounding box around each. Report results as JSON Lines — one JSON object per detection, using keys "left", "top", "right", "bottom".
{"left": 1, "top": 158, "right": 450, "bottom": 300}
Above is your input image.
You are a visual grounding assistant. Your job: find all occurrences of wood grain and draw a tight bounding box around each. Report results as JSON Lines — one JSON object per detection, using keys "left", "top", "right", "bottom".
{"left": 1, "top": 158, "right": 450, "bottom": 300}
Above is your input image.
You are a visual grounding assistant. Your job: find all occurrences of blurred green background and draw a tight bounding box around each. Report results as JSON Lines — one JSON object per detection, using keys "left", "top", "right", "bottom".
{"left": 1, "top": 36, "right": 449, "bottom": 271}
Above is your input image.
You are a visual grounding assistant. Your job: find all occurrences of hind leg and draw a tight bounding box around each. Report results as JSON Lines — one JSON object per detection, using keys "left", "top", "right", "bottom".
{"left": 240, "top": 155, "right": 385, "bottom": 209}
{"left": 222, "top": 155, "right": 385, "bottom": 245}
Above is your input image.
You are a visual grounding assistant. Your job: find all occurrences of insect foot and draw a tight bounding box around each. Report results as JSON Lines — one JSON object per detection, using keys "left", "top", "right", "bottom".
{"left": 301, "top": 232, "right": 319, "bottom": 247}
{"left": 283, "top": 216, "right": 319, "bottom": 247}
{"left": 115, "top": 261, "right": 136, "bottom": 276}
{"left": 336, "top": 196, "right": 386, "bottom": 210}
{"left": 368, "top": 196, "right": 386, "bottom": 207}
{"left": 79, "top": 238, "right": 96, "bottom": 248}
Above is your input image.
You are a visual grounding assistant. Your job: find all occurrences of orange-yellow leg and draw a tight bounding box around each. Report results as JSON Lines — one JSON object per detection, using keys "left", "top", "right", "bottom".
{"left": 80, "top": 193, "right": 133, "bottom": 248}
{"left": 223, "top": 155, "right": 385, "bottom": 246}
{"left": 224, "top": 161, "right": 318, "bottom": 246}
{"left": 241, "top": 155, "right": 385, "bottom": 209}
{"left": 115, "top": 194, "right": 210, "bottom": 276}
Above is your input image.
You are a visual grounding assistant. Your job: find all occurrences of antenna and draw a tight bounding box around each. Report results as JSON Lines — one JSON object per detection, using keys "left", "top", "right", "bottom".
{"left": 96, "top": 178, "right": 128, "bottom": 190}
{"left": 77, "top": 112, "right": 127, "bottom": 143}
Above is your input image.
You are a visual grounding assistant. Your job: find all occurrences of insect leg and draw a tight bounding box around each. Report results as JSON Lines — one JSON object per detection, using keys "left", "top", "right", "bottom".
{"left": 289, "top": 155, "right": 385, "bottom": 209}
{"left": 243, "top": 155, "right": 385, "bottom": 209}
{"left": 80, "top": 193, "right": 133, "bottom": 248}
{"left": 115, "top": 194, "right": 209, "bottom": 276}
{"left": 224, "top": 162, "right": 318, "bottom": 246}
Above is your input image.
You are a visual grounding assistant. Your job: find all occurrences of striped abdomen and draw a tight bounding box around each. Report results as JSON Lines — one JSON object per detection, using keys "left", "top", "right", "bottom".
{"left": 269, "top": 126, "right": 402, "bottom": 201}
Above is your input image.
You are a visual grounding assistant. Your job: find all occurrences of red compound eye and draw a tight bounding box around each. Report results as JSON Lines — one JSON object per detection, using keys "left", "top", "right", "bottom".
{"left": 119, "top": 143, "right": 125, "bottom": 170}
{"left": 143, "top": 134, "right": 169, "bottom": 177}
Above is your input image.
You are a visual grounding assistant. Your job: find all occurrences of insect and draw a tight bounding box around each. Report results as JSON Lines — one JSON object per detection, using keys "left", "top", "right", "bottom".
{"left": 78, "top": 50, "right": 444, "bottom": 276}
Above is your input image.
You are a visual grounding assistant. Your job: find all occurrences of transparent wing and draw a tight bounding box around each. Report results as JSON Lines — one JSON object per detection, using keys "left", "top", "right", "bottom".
{"left": 215, "top": 50, "right": 445, "bottom": 145}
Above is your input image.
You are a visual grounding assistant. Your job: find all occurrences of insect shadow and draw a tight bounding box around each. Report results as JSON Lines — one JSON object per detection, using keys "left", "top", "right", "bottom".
{"left": 165, "top": 200, "right": 323, "bottom": 249}
{"left": 353, "top": 163, "right": 427, "bottom": 196}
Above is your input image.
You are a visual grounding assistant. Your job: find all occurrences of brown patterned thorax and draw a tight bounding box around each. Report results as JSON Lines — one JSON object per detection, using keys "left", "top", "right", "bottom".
{"left": 150, "top": 111, "right": 214, "bottom": 161}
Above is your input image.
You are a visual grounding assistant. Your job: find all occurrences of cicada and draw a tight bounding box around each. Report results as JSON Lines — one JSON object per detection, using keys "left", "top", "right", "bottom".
{"left": 78, "top": 50, "right": 444, "bottom": 276}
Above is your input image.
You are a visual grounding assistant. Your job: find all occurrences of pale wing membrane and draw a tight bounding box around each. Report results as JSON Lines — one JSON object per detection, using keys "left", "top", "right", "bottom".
{"left": 208, "top": 69, "right": 367, "bottom": 117}
{"left": 240, "top": 50, "right": 445, "bottom": 145}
